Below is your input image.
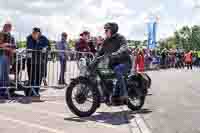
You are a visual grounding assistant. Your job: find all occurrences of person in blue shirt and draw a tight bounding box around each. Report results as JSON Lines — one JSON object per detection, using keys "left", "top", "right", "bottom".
{"left": 56, "top": 32, "right": 69, "bottom": 85}
{"left": 0, "top": 32, "right": 15, "bottom": 98}
{"left": 26, "top": 27, "right": 50, "bottom": 97}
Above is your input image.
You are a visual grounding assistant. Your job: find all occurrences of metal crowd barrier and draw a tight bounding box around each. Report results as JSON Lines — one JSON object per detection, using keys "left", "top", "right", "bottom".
{"left": 0, "top": 48, "right": 94, "bottom": 97}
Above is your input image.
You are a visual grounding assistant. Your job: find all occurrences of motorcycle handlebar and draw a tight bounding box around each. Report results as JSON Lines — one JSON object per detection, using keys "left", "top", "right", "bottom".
{"left": 88, "top": 54, "right": 110, "bottom": 69}
{"left": 95, "top": 54, "right": 110, "bottom": 61}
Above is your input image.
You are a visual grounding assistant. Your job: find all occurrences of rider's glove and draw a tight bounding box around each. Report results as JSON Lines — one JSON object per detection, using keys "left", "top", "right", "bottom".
{"left": 110, "top": 52, "right": 120, "bottom": 60}
{"left": 111, "top": 52, "right": 118, "bottom": 56}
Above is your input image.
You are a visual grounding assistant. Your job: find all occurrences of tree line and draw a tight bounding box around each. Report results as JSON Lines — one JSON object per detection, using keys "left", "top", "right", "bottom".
{"left": 16, "top": 25, "right": 200, "bottom": 51}
{"left": 159, "top": 25, "right": 200, "bottom": 51}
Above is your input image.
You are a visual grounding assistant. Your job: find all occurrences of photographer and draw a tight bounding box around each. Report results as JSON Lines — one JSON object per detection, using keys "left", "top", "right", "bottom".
{"left": 2, "top": 22, "right": 16, "bottom": 47}
{"left": 0, "top": 32, "right": 15, "bottom": 98}
{"left": 3, "top": 22, "right": 18, "bottom": 81}
{"left": 26, "top": 27, "right": 50, "bottom": 97}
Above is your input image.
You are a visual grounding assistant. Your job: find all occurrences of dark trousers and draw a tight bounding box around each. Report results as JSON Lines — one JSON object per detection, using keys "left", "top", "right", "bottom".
{"left": 43, "top": 55, "right": 48, "bottom": 79}
{"left": 186, "top": 62, "right": 192, "bottom": 70}
{"left": 113, "top": 64, "right": 129, "bottom": 97}
{"left": 198, "top": 58, "right": 200, "bottom": 67}
{"left": 27, "top": 62, "right": 44, "bottom": 96}
{"left": 59, "top": 59, "right": 66, "bottom": 84}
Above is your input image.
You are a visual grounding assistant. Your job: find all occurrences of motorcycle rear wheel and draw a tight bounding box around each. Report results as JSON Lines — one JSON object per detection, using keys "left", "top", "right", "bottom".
{"left": 127, "top": 96, "right": 145, "bottom": 111}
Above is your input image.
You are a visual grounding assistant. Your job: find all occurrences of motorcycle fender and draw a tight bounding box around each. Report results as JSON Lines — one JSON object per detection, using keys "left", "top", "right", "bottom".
{"left": 128, "top": 73, "right": 151, "bottom": 89}
{"left": 128, "top": 74, "right": 148, "bottom": 94}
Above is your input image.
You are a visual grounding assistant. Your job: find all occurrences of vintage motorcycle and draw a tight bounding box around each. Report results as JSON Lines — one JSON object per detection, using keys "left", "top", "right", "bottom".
{"left": 66, "top": 55, "right": 151, "bottom": 117}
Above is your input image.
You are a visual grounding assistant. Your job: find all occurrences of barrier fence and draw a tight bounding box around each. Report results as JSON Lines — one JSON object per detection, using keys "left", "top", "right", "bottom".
{"left": 0, "top": 48, "right": 187, "bottom": 98}
{"left": 0, "top": 48, "right": 94, "bottom": 97}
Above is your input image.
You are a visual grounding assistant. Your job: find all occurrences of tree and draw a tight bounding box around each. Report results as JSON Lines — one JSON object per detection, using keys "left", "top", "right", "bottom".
{"left": 68, "top": 39, "right": 76, "bottom": 49}
{"left": 166, "top": 37, "right": 176, "bottom": 49}
{"left": 178, "top": 26, "right": 190, "bottom": 50}
{"left": 143, "top": 40, "right": 148, "bottom": 47}
{"left": 174, "top": 31, "right": 181, "bottom": 49}
{"left": 191, "top": 25, "right": 200, "bottom": 50}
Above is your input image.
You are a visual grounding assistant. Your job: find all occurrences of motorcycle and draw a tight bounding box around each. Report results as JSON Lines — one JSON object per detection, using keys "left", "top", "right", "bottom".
{"left": 65, "top": 55, "right": 151, "bottom": 117}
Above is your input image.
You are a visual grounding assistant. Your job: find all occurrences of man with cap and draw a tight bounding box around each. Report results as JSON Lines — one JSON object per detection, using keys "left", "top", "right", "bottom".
{"left": 26, "top": 27, "right": 50, "bottom": 97}
{"left": 75, "top": 31, "right": 90, "bottom": 52}
{"left": 56, "top": 32, "right": 69, "bottom": 85}
{"left": 98, "top": 22, "right": 132, "bottom": 105}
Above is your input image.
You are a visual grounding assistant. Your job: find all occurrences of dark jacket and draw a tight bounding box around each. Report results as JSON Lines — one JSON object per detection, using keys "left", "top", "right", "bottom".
{"left": 4, "top": 32, "right": 16, "bottom": 48}
{"left": 26, "top": 35, "right": 50, "bottom": 64}
{"left": 75, "top": 38, "right": 90, "bottom": 52}
{"left": 27, "top": 35, "right": 49, "bottom": 50}
{"left": 98, "top": 33, "right": 132, "bottom": 69}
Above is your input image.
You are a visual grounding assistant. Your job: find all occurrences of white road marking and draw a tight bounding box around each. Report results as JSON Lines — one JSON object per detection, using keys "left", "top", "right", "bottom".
{"left": 4, "top": 104, "right": 118, "bottom": 129}
{"left": 46, "top": 101, "right": 65, "bottom": 105}
{"left": 123, "top": 107, "right": 151, "bottom": 133}
{"left": 0, "top": 114, "right": 65, "bottom": 133}
{"left": 135, "top": 114, "right": 152, "bottom": 133}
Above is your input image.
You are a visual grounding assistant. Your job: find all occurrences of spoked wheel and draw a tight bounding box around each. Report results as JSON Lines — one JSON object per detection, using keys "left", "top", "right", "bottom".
{"left": 66, "top": 78, "right": 100, "bottom": 117}
{"left": 127, "top": 95, "right": 145, "bottom": 111}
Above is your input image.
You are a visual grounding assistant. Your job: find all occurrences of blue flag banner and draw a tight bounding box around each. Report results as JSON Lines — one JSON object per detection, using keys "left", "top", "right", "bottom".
{"left": 148, "top": 21, "right": 157, "bottom": 49}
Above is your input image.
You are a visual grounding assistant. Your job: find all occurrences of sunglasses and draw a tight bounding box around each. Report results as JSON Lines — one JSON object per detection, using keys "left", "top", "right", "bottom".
{"left": 62, "top": 34, "right": 68, "bottom": 37}
{"left": 105, "top": 29, "right": 109, "bottom": 33}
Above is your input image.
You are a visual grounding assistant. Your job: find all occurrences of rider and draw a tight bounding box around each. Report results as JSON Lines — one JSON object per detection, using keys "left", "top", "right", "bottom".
{"left": 98, "top": 22, "right": 132, "bottom": 105}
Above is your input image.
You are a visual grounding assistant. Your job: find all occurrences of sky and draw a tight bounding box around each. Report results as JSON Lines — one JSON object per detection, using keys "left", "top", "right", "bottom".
{"left": 0, "top": 0, "right": 200, "bottom": 41}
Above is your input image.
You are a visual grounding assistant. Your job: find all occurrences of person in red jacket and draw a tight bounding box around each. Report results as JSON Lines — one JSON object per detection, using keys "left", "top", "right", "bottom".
{"left": 75, "top": 31, "right": 91, "bottom": 59}
{"left": 185, "top": 51, "right": 193, "bottom": 70}
{"left": 135, "top": 49, "right": 145, "bottom": 72}
{"left": 75, "top": 31, "right": 90, "bottom": 52}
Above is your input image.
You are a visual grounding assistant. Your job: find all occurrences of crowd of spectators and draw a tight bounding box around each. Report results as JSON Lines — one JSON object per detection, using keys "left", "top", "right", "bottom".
{"left": 131, "top": 48, "right": 199, "bottom": 72}
{"left": 0, "top": 22, "right": 199, "bottom": 99}
{"left": 0, "top": 23, "right": 105, "bottom": 99}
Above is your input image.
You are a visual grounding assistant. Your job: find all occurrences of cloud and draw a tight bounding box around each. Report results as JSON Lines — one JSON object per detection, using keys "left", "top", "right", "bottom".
{"left": 0, "top": 0, "right": 199, "bottom": 41}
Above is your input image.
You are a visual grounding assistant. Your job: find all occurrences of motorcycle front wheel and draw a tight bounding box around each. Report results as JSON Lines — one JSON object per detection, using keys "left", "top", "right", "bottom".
{"left": 66, "top": 77, "right": 100, "bottom": 117}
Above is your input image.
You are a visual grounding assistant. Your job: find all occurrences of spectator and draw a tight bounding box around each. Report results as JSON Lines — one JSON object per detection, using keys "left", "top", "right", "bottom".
{"left": 2, "top": 22, "right": 15, "bottom": 47}
{"left": 96, "top": 36, "right": 104, "bottom": 52}
{"left": 0, "top": 32, "right": 15, "bottom": 98}
{"left": 56, "top": 32, "right": 69, "bottom": 85}
{"left": 131, "top": 49, "right": 137, "bottom": 72}
{"left": 181, "top": 52, "right": 185, "bottom": 68}
{"left": 3, "top": 22, "right": 17, "bottom": 78}
{"left": 197, "top": 51, "right": 200, "bottom": 67}
{"left": 75, "top": 31, "right": 90, "bottom": 52}
{"left": 193, "top": 51, "right": 198, "bottom": 66}
{"left": 185, "top": 51, "right": 193, "bottom": 70}
{"left": 144, "top": 49, "right": 152, "bottom": 70}
{"left": 135, "top": 49, "right": 145, "bottom": 72}
{"left": 88, "top": 38, "right": 97, "bottom": 54}
{"left": 170, "top": 51, "right": 176, "bottom": 68}
{"left": 26, "top": 27, "right": 49, "bottom": 97}
{"left": 161, "top": 49, "right": 167, "bottom": 68}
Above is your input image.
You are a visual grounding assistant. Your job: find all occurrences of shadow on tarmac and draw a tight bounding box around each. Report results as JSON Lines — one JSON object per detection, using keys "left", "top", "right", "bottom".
{"left": 64, "top": 109, "right": 152, "bottom": 126}
{"left": 0, "top": 96, "right": 45, "bottom": 104}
